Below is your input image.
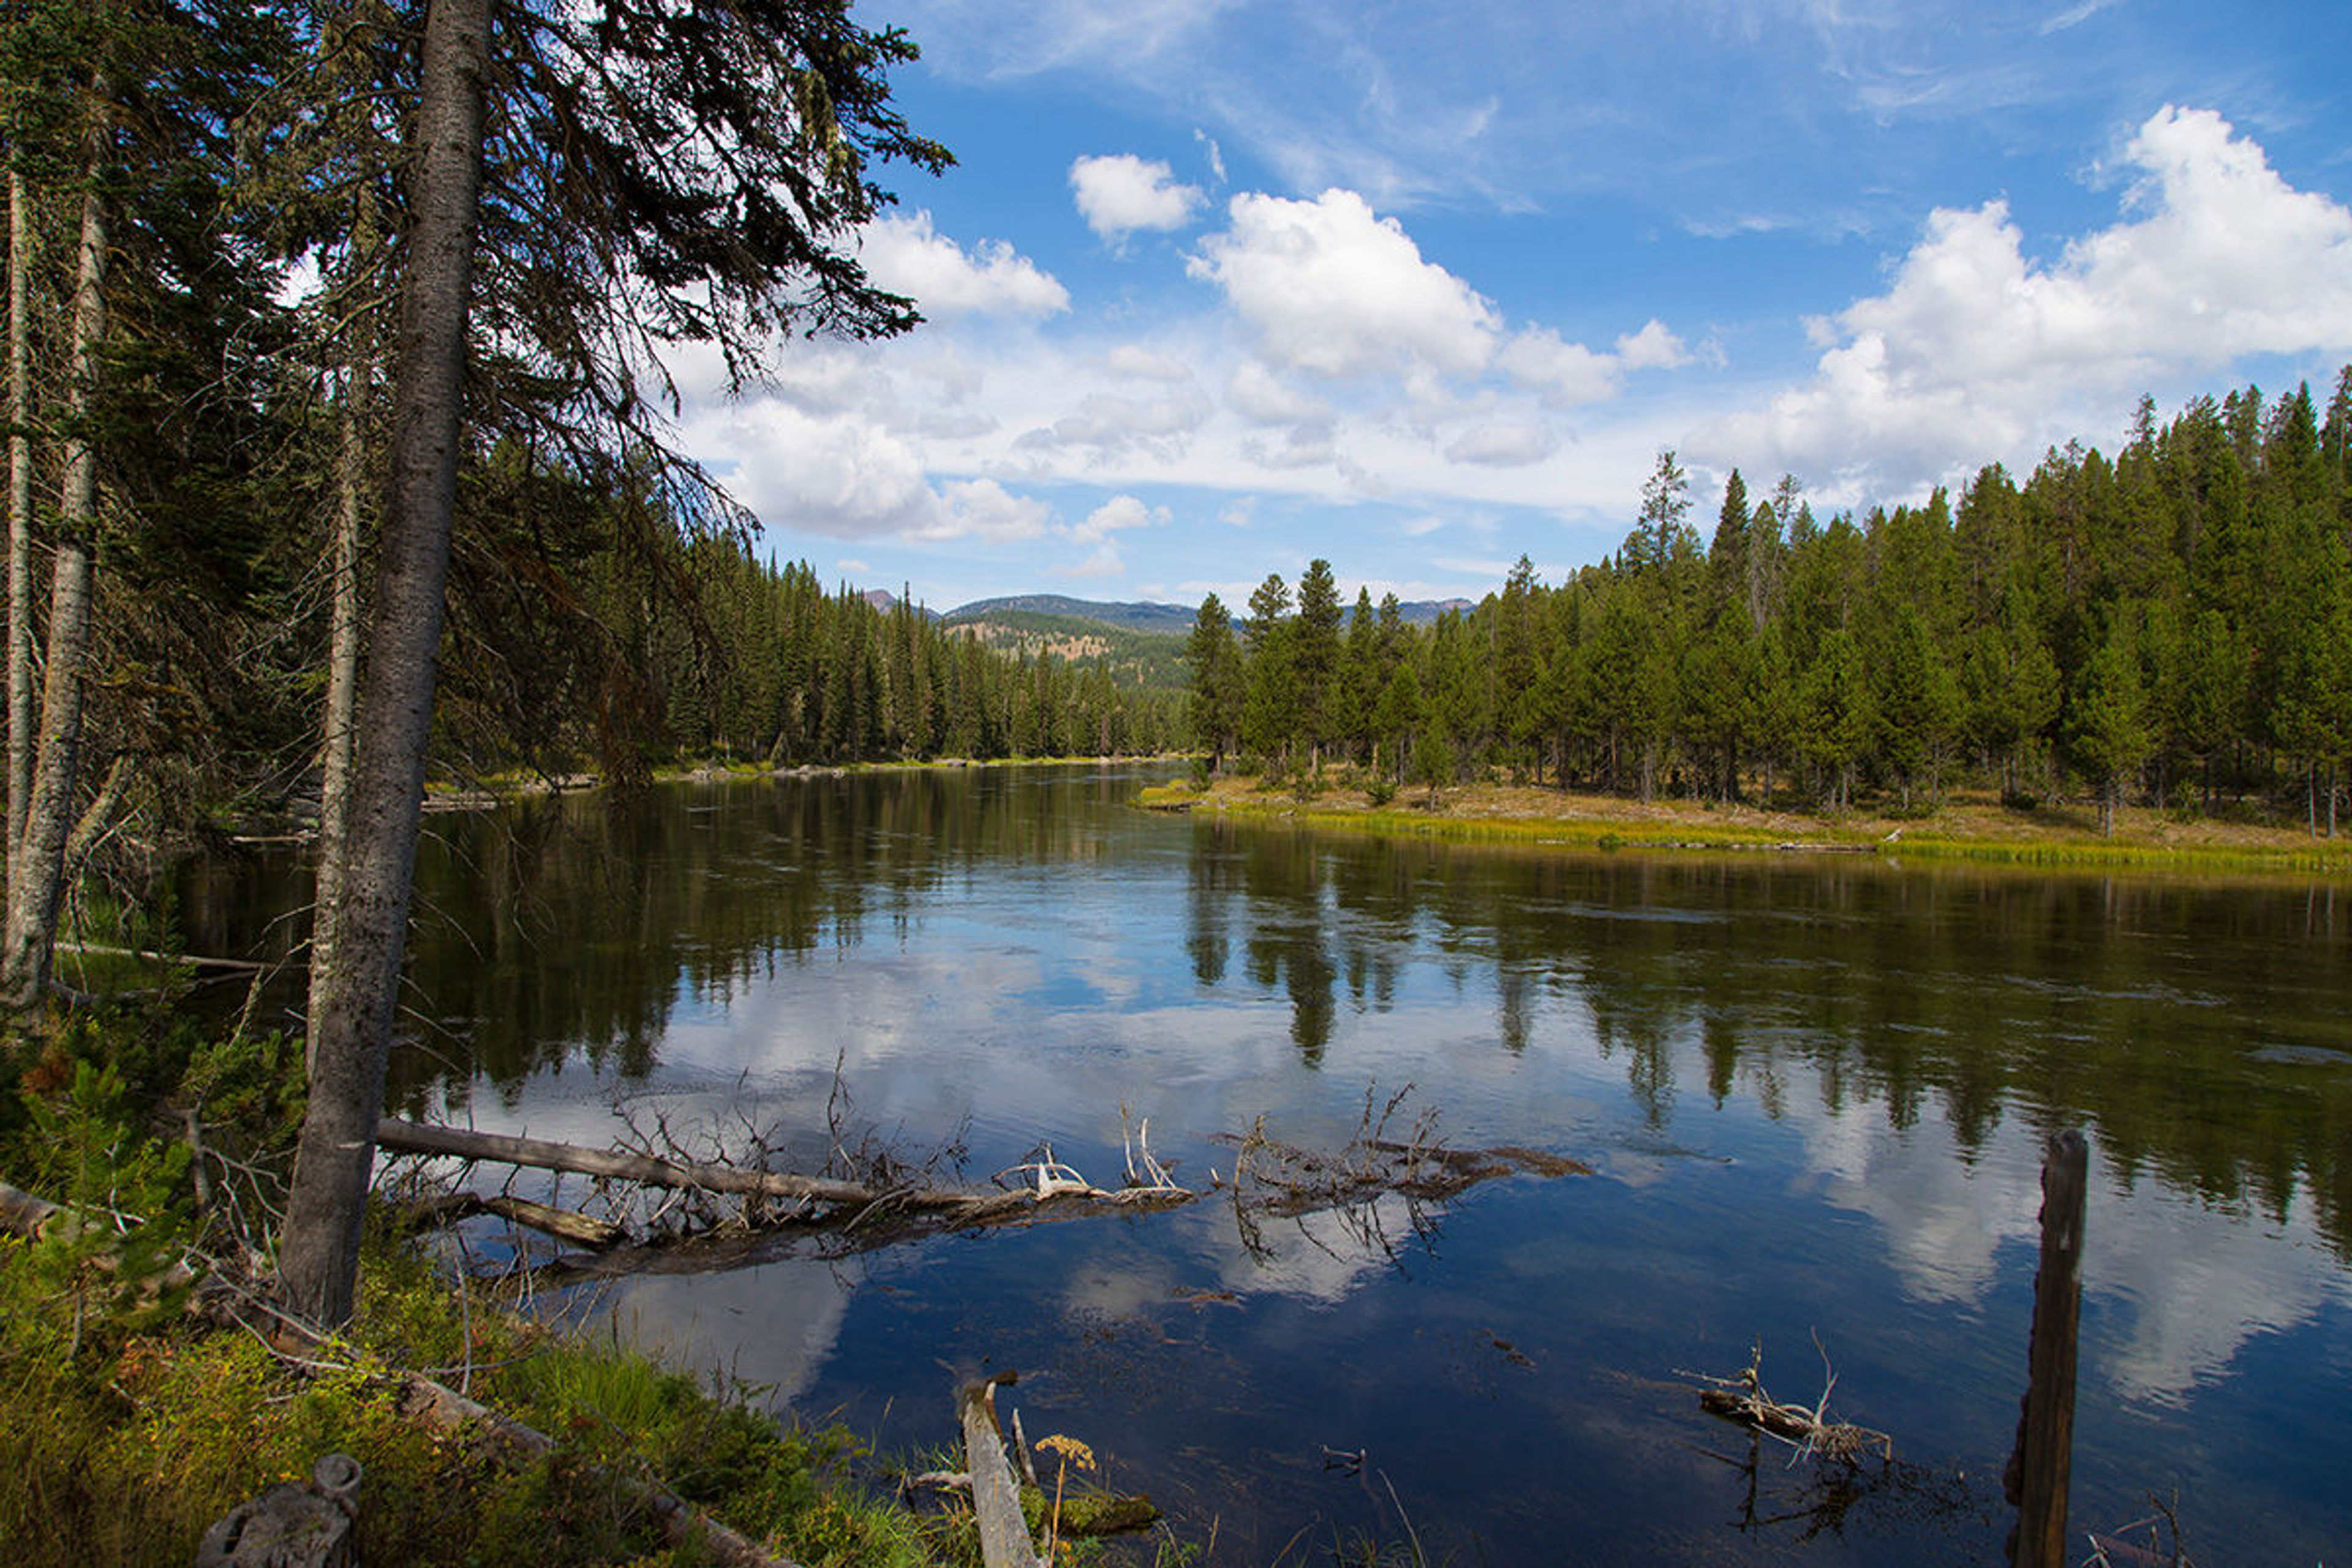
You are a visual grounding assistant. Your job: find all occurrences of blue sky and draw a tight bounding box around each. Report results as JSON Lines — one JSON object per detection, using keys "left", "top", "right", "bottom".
{"left": 668, "top": 0, "right": 2352, "bottom": 613}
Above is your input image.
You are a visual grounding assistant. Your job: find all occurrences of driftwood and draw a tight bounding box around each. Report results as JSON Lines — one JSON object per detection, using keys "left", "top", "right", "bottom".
{"left": 396, "top": 1367, "right": 797, "bottom": 1568}
{"left": 54, "top": 941, "right": 271, "bottom": 973}
{"left": 959, "top": 1376, "right": 1047, "bottom": 1568}
{"left": 385, "top": 1090, "right": 1589, "bottom": 1294}
{"left": 377, "top": 1118, "right": 898, "bottom": 1208}
{"left": 379, "top": 1118, "right": 1193, "bottom": 1222}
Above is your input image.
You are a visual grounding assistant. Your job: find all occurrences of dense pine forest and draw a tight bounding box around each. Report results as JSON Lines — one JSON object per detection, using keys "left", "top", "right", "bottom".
{"left": 1189, "top": 376, "right": 2352, "bottom": 835}
{"left": 664, "top": 551, "right": 1183, "bottom": 767}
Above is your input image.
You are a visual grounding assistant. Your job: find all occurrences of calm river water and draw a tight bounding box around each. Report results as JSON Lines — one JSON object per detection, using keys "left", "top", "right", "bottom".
{"left": 184, "top": 763, "right": 2352, "bottom": 1564}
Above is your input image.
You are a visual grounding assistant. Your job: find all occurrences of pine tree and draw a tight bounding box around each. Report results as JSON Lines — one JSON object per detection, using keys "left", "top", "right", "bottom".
{"left": 2064, "top": 606, "right": 2152, "bottom": 835}
{"left": 1619, "top": 448, "right": 1694, "bottom": 577}
{"left": 1294, "top": 558, "right": 1343, "bottom": 769}
{"left": 1184, "top": 593, "right": 1242, "bottom": 772}
{"left": 1241, "top": 573, "right": 1296, "bottom": 767}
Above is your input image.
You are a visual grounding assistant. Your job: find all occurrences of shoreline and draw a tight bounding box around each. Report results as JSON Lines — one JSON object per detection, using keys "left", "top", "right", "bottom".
{"left": 1139, "top": 774, "right": 2352, "bottom": 878}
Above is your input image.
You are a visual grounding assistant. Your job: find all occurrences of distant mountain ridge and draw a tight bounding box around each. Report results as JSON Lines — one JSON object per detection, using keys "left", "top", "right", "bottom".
{"left": 941, "top": 594, "right": 1196, "bottom": 633}
{"left": 926, "top": 590, "right": 1476, "bottom": 632}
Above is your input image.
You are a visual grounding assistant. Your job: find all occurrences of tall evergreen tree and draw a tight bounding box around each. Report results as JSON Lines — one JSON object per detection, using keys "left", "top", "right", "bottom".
{"left": 1184, "top": 592, "right": 1242, "bottom": 772}
{"left": 1622, "top": 448, "right": 1694, "bottom": 574}
{"left": 1294, "top": 557, "right": 1343, "bottom": 768}
{"left": 2065, "top": 605, "right": 2154, "bottom": 835}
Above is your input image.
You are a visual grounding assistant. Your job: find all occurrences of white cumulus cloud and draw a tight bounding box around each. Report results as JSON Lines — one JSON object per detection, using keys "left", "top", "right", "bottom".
{"left": 859, "top": 211, "right": 1069, "bottom": 318}
{"left": 1103, "top": 343, "right": 1194, "bottom": 381}
{"left": 699, "top": 394, "right": 1058, "bottom": 545}
{"left": 1188, "top": 189, "right": 1501, "bottom": 379}
{"left": 1226, "top": 359, "right": 1332, "bottom": 425}
{"left": 1705, "top": 106, "right": 2352, "bottom": 494}
{"left": 1496, "top": 318, "right": 1691, "bottom": 409}
{"left": 1071, "top": 153, "right": 1204, "bottom": 242}
{"left": 1614, "top": 318, "right": 1693, "bottom": 371}
{"left": 1072, "top": 493, "right": 1170, "bottom": 543}
{"left": 1014, "top": 386, "right": 1212, "bottom": 460}
{"left": 1498, "top": 328, "right": 1622, "bottom": 407}
{"left": 922, "top": 478, "right": 1054, "bottom": 543}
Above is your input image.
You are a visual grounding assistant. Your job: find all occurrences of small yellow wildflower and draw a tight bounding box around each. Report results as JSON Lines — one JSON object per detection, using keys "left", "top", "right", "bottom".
{"left": 1036, "top": 1433, "right": 1095, "bottom": 1471}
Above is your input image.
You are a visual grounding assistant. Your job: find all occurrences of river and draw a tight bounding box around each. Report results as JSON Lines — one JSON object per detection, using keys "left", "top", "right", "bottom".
{"left": 181, "top": 763, "right": 2352, "bottom": 1564}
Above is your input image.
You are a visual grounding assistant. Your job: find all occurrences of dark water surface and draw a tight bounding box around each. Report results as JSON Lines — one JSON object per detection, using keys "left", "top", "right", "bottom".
{"left": 186, "top": 764, "right": 2352, "bottom": 1564}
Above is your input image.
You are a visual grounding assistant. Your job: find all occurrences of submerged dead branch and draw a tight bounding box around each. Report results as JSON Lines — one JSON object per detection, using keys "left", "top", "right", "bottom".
{"left": 399, "top": 1190, "right": 625, "bottom": 1249}
{"left": 2087, "top": 1493, "right": 2198, "bottom": 1568}
{"left": 1210, "top": 1083, "right": 1589, "bottom": 1264}
{"left": 1687, "top": 1335, "right": 1892, "bottom": 1464}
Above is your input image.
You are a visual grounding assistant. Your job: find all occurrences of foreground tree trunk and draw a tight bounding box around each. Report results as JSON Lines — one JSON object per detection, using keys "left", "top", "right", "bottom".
{"left": 279, "top": 0, "right": 489, "bottom": 1328}
{"left": 309, "top": 358, "right": 368, "bottom": 1039}
{"left": 2, "top": 83, "right": 109, "bottom": 1009}
{"left": 7, "top": 160, "right": 33, "bottom": 853}
{"left": 309, "top": 147, "right": 385, "bottom": 1052}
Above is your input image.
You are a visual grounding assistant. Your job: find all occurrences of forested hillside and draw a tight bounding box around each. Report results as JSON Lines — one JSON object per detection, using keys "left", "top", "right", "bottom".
{"left": 943, "top": 593, "right": 1196, "bottom": 634}
{"left": 668, "top": 551, "right": 1183, "bottom": 764}
{"left": 937, "top": 606, "right": 1190, "bottom": 692}
{"left": 1188, "top": 379, "right": 2352, "bottom": 835}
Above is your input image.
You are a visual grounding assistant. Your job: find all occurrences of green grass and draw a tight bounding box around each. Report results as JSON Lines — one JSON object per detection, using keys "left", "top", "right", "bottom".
{"left": 0, "top": 1223, "right": 968, "bottom": 1568}
{"left": 1166, "top": 783, "right": 2352, "bottom": 879}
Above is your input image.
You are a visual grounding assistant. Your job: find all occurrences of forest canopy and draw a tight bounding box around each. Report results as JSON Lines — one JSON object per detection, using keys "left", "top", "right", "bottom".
{"left": 1186, "top": 376, "right": 2352, "bottom": 837}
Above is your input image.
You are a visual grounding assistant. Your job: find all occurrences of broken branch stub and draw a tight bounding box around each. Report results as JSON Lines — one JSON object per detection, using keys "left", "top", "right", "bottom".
{"left": 959, "top": 1376, "right": 1047, "bottom": 1568}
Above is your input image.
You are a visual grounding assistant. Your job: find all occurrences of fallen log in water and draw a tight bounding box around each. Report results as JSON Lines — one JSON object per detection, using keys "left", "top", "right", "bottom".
{"left": 378, "top": 1117, "right": 1193, "bottom": 1242}
{"left": 377, "top": 1118, "right": 902, "bottom": 1208}
{"left": 382, "top": 1093, "right": 1589, "bottom": 1285}
{"left": 399, "top": 1190, "right": 627, "bottom": 1248}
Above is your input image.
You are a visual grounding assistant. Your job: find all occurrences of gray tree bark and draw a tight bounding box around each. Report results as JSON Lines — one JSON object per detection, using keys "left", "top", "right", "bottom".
{"left": 8, "top": 160, "right": 34, "bottom": 853}
{"left": 278, "top": 0, "right": 489, "bottom": 1328}
{"left": 309, "top": 145, "right": 384, "bottom": 1054}
{"left": 2, "top": 83, "right": 108, "bottom": 1010}
{"left": 308, "top": 358, "right": 367, "bottom": 1048}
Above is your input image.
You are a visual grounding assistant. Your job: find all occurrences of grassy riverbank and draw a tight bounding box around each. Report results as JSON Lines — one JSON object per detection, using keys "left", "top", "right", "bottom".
{"left": 1140, "top": 774, "right": 2352, "bottom": 876}
{"left": 0, "top": 1221, "right": 967, "bottom": 1568}
{"left": 0, "top": 1019, "right": 1003, "bottom": 1568}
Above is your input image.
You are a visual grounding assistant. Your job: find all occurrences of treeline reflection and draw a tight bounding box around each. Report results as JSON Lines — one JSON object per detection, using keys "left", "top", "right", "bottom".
{"left": 176, "top": 769, "right": 2350, "bottom": 1265}
{"left": 1183, "top": 819, "right": 2350, "bottom": 1264}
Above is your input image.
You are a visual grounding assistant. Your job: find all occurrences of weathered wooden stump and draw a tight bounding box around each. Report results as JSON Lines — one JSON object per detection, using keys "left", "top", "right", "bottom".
{"left": 2005, "top": 1130, "right": 2087, "bottom": 1568}
{"left": 195, "top": 1453, "right": 361, "bottom": 1568}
